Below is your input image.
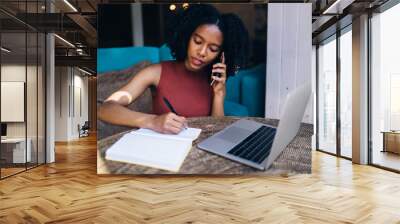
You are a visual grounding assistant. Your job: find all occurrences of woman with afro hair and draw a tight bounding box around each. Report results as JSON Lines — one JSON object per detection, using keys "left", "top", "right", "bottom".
{"left": 99, "top": 4, "right": 249, "bottom": 134}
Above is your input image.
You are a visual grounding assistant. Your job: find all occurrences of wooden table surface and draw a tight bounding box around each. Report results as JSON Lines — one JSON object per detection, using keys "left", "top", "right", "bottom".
{"left": 97, "top": 116, "right": 312, "bottom": 175}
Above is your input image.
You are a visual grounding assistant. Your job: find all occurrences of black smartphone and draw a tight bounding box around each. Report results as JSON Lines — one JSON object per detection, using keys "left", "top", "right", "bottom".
{"left": 210, "top": 53, "right": 223, "bottom": 86}
{"left": 213, "top": 53, "right": 223, "bottom": 78}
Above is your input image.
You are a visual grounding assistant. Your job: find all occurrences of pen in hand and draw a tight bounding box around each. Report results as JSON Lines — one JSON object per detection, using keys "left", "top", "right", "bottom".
{"left": 162, "top": 97, "right": 188, "bottom": 130}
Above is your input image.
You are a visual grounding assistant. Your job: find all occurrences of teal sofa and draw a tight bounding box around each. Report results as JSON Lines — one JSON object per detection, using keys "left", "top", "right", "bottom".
{"left": 98, "top": 45, "right": 265, "bottom": 117}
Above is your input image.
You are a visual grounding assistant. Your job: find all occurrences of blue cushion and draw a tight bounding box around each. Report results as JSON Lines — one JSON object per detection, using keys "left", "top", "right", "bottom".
{"left": 224, "top": 100, "right": 249, "bottom": 117}
{"left": 241, "top": 74, "right": 265, "bottom": 117}
{"left": 231, "top": 64, "right": 265, "bottom": 117}
{"left": 159, "top": 44, "right": 174, "bottom": 61}
{"left": 225, "top": 63, "right": 266, "bottom": 116}
{"left": 247, "top": 63, "right": 266, "bottom": 74}
{"left": 225, "top": 75, "right": 241, "bottom": 103}
{"left": 98, "top": 46, "right": 160, "bottom": 73}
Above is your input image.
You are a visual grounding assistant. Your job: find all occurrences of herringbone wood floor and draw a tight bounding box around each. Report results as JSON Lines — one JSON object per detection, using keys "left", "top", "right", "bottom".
{"left": 1, "top": 134, "right": 400, "bottom": 224}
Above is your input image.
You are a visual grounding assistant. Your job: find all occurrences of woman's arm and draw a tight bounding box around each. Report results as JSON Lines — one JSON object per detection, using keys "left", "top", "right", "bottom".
{"left": 98, "top": 64, "right": 159, "bottom": 128}
{"left": 98, "top": 64, "right": 186, "bottom": 134}
{"left": 211, "top": 93, "right": 225, "bottom": 117}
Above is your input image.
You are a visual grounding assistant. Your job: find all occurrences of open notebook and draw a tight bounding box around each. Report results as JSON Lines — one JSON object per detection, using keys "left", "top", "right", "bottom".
{"left": 105, "top": 128, "right": 202, "bottom": 172}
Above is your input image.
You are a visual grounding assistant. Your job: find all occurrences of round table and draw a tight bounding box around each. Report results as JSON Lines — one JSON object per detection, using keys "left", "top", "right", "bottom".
{"left": 97, "top": 116, "right": 312, "bottom": 175}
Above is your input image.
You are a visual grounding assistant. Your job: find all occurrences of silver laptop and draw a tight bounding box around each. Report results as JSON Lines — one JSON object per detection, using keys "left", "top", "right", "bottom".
{"left": 198, "top": 82, "right": 311, "bottom": 170}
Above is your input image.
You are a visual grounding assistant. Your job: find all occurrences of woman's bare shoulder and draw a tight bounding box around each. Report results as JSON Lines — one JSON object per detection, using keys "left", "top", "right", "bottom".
{"left": 131, "top": 63, "right": 162, "bottom": 86}
{"left": 144, "top": 63, "right": 162, "bottom": 72}
{"left": 140, "top": 63, "right": 162, "bottom": 76}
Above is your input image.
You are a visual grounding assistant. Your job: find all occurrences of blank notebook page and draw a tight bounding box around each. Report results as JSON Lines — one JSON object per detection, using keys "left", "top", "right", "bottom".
{"left": 105, "top": 128, "right": 201, "bottom": 172}
{"left": 132, "top": 128, "right": 201, "bottom": 141}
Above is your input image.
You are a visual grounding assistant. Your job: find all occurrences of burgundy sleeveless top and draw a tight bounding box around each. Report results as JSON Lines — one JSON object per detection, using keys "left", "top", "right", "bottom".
{"left": 152, "top": 61, "right": 213, "bottom": 117}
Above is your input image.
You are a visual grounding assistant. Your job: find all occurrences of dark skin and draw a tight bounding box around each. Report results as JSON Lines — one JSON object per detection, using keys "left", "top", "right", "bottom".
{"left": 98, "top": 24, "right": 227, "bottom": 134}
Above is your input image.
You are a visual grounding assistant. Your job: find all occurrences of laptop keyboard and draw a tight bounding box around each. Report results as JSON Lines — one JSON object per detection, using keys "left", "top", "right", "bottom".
{"left": 227, "top": 126, "right": 276, "bottom": 164}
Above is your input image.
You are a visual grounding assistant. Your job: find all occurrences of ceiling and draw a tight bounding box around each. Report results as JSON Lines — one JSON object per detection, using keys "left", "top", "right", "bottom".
{"left": 0, "top": 0, "right": 393, "bottom": 73}
{"left": 0, "top": 0, "right": 102, "bottom": 72}
{"left": 311, "top": 0, "right": 390, "bottom": 43}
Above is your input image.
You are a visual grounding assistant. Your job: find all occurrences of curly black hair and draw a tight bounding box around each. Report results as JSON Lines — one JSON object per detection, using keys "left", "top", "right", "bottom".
{"left": 166, "top": 4, "right": 250, "bottom": 77}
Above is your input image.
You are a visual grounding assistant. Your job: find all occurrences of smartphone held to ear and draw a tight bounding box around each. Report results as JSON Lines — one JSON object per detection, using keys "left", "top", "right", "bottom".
{"left": 210, "top": 53, "right": 223, "bottom": 86}
{"left": 210, "top": 72, "right": 221, "bottom": 86}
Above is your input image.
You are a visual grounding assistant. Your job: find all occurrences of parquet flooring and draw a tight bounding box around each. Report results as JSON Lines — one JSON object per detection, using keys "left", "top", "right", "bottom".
{"left": 1, "top": 134, "right": 400, "bottom": 223}
{"left": 372, "top": 151, "right": 400, "bottom": 171}
{"left": 1, "top": 167, "right": 25, "bottom": 178}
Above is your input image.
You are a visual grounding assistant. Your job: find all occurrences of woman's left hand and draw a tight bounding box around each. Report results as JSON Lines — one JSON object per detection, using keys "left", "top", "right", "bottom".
{"left": 211, "top": 52, "right": 227, "bottom": 98}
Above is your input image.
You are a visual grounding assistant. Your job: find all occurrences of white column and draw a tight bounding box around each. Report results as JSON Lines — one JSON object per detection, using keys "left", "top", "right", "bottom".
{"left": 46, "top": 34, "right": 55, "bottom": 163}
{"left": 131, "top": 3, "right": 144, "bottom": 46}
{"left": 265, "top": 3, "right": 312, "bottom": 122}
{"left": 312, "top": 45, "right": 317, "bottom": 150}
{"left": 46, "top": 0, "right": 55, "bottom": 163}
{"left": 352, "top": 14, "right": 369, "bottom": 164}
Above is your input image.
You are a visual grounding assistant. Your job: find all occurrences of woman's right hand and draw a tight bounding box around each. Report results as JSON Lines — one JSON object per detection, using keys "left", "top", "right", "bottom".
{"left": 149, "top": 113, "right": 187, "bottom": 134}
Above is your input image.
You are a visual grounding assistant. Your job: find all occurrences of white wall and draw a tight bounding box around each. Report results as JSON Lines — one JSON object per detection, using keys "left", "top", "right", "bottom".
{"left": 1, "top": 66, "right": 26, "bottom": 127}
{"left": 1, "top": 82, "right": 25, "bottom": 122}
{"left": 1, "top": 63, "right": 46, "bottom": 163}
{"left": 1, "top": 65, "right": 38, "bottom": 137}
{"left": 265, "top": 3, "right": 313, "bottom": 123}
{"left": 55, "top": 67, "right": 69, "bottom": 141}
{"left": 72, "top": 73, "right": 89, "bottom": 138}
{"left": 55, "top": 67, "right": 89, "bottom": 141}
{"left": 1, "top": 65, "right": 26, "bottom": 139}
